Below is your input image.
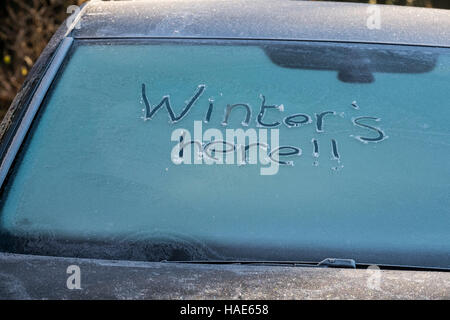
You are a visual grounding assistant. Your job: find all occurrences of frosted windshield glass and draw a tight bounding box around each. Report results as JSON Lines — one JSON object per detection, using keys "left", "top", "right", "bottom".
{"left": 0, "top": 41, "right": 449, "bottom": 268}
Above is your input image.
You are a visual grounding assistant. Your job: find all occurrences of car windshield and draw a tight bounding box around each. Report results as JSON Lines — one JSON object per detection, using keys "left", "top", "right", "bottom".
{"left": 0, "top": 39, "right": 449, "bottom": 269}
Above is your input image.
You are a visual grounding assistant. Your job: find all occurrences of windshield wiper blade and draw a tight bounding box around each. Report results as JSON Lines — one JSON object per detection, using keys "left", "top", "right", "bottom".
{"left": 161, "top": 258, "right": 357, "bottom": 269}
{"left": 161, "top": 258, "right": 450, "bottom": 272}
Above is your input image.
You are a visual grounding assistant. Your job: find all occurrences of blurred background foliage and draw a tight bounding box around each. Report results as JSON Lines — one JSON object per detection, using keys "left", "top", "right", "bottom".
{"left": 0, "top": 0, "right": 449, "bottom": 116}
{"left": 0, "top": 0, "right": 87, "bottom": 118}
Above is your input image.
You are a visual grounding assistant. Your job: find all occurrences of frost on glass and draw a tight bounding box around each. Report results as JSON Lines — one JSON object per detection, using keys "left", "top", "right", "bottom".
{"left": 0, "top": 41, "right": 449, "bottom": 267}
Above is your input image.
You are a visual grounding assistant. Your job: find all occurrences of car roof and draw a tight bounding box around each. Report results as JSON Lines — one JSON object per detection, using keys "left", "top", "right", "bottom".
{"left": 70, "top": 0, "right": 450, "bottom": 47}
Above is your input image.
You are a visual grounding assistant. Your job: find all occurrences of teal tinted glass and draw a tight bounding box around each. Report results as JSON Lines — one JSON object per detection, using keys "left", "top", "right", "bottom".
{"left": 0, "top": 40, "right": 449, "bottom": 268}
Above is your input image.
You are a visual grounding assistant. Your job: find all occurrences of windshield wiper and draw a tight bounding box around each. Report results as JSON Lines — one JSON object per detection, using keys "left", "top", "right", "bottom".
{"left": 161, "top": 258, "right": 450, "bottom": 272}
{"left": 161, "top": 258, "right": 357, "bottom": 269}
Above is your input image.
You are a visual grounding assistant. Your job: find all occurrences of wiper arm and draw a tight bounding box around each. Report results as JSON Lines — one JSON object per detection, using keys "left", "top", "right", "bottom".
{"left": 161, "top": 258, "right": 450, "bottom": 272}
{"left": 161, "top": 258, "right": 357, "bottom": 269}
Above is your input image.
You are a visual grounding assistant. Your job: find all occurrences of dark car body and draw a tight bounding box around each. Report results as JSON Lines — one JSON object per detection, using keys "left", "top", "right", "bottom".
{"left": 0, "top": 0, "right": 449, "bottom": 299}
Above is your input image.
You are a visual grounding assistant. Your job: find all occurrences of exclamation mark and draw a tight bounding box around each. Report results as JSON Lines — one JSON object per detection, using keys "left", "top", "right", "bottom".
{"left": 331, "top": 139, "right": 340, "bottom": 161}
{"left": 312, "top": 138, "right": 319, "bottom": 166}
{"left": 331, "top": 139, "right": 343, "bottom": 171}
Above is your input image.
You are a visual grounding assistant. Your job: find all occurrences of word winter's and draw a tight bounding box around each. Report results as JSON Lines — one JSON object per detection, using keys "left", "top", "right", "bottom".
{"left": 141, "top": 83, "right": 388, "bottom": 145}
